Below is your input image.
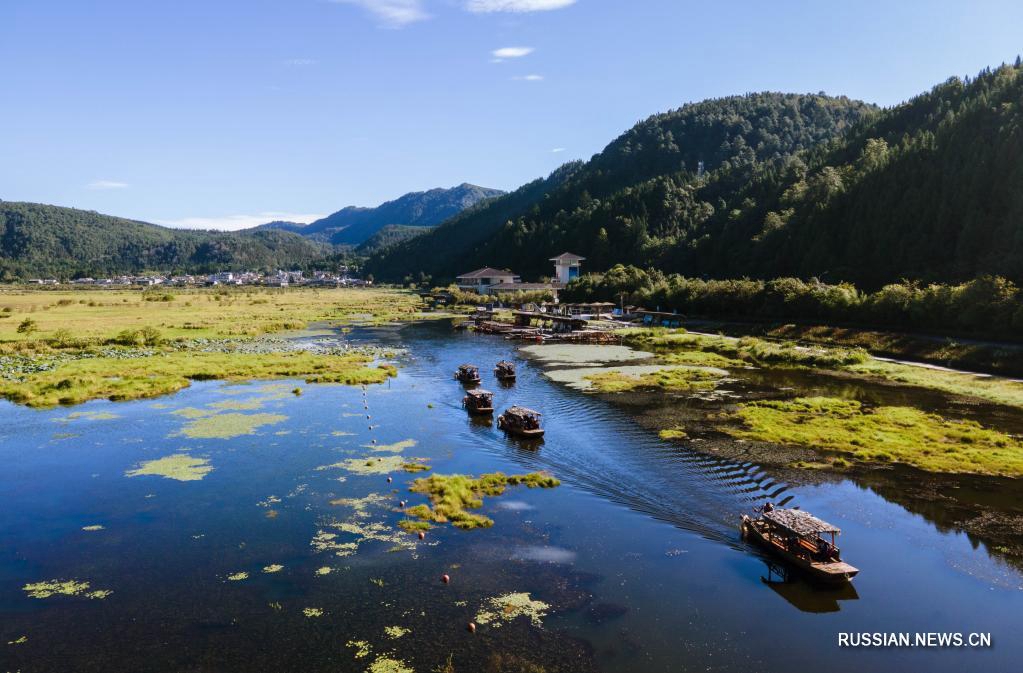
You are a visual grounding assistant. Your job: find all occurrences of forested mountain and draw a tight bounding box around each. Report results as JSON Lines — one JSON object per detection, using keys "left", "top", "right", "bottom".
{"left": 366, "top": 93, "right": 875, "bottom": 281}
{"left": 0, "top": 202, "right": 331, "bottom": 279}
{"left": 259, "top": 183, "right": 504, "bottom": 246}
{"left": 369, "top": 64, "right": 1023, "bottom": 288}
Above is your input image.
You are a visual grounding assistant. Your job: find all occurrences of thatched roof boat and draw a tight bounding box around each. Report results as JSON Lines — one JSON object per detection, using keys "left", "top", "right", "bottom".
{"left": 454, "top": 364, "right": 481, "bottom": 384}
{"left": 497, "top": 406, "right": 544, "bottom": 438}
{"left": 462, "top": 389, "right": 494, "bottom": 415}
{"left": 741, "top": 507, "right": 858, "bottom": 584}
{"left": 495, "top": 360, "right": 516, "bottom": 380}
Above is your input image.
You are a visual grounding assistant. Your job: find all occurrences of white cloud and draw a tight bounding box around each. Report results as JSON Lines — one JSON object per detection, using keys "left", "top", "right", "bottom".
{"left": 512, "top": 74, "right": 544, "bottom": 81}
{"left": 330, "top": 0, "right": 428, "bottom": 27}
{"left": 155, "top": 212, "right": 326, "bottom": 232}
{"left": 88, "top": 180, "right": 128, "bottom": 190}
{"left": 492, "top": 46, "right": 534, "bottom": 59}
{"left": 284, "top": 58, "right": 317, "bottom": 66}
{"left": 551, "top": 147, "right": 565, "bottom": 153}
{"left": 467, "top": 0, "right": 576, "bottom": 13}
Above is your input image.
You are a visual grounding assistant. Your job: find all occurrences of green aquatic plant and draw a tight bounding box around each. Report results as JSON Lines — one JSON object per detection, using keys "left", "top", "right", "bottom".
{"left": 848, "top": 360, "right": 1023, "bottom": 409}
{"left": 384, "top": 625, "right": 410, "bottom": 639}
{"left": 368, "top": 656, "right": 413, "bottom": 673}
{"left": 406, "top": 472, "right": 560, "bottom": 530}
{"left": 318, "top": 455, "right": 428, "bottom": 476}
{"left": 208, "top": 398, "right": 267, "bottom": 411}
{"left": 658, "top": 427, "right": 688, "bottom": 440}
{"left": 81, "top": 524, "right": 105, "bottom": 531}
{"left": 584, "top": 365, "right": 724, "bottom": 393}
{"left": 62, "top": 410, "right": 120, "bottom": 421}
{"left": 475, "top": 592, "right": 550, "bottom": 628}
{"left": 171, "top": 407, "right": 215, "bottom": 419}
{"left": 176, "top": 412, "right": 288, "bottom": 439}
{"left": 303, "top": 607, "right": 324, "bottom": 618}
{"left": 125, "top": 454, "right": 213, "bottom": 481}
{"left": 367, "top": 439, "right": 417, "bottom": 453}
{"left": 729, "top": 396, "right": 1023, "bottom": 476}
{"left": 348, "top": 640, "right": 372, "bottom": 659}
{"left": 7, "top": 636, "right": 27, "bottom": 645}
{"left": 227, "top": 572, "right": 249, "bottom": 581}
{"left": 262, "top": 564, "right": 284, "bottom": 573}
{"left": 315, "top": 566, "right": 333, "bottom": 576}
{"left": 398, "top": 519, "right": 432, "bottom": 533}
{"left": 330, "top": 493, "right": 391, "bottom": 518}
{"left": 23, "top": 579, "right": 111, "bottom": 599}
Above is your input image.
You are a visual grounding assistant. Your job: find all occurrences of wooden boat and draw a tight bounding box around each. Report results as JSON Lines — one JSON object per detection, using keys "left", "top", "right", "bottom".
{"left": 741, "top": 507, "right": 859, "bottom": 585}
{"left": 462, "top": 389, "right": 494, "bottom": 415}
{"left": 454, "top": 364, "right": 481, "bottom": 385}
{"left": 497, "top": 406, "right": 544, "bottom": 438}
{"left": 495, "top": 360, "right": 517, "bottom": 381}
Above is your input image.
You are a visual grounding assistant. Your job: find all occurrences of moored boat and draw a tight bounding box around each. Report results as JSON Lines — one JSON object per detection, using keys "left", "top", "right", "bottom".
{"left": 497, "top": 406, "right": 544, "bottom": 438}
{"left": 741, "top": 506, "right": 859, "bottom": 585}
{"left": 462, "top": 389, "right": 495, "bottom": 415}
{"left": 495, "top": 360, "right": 517, "bottom": 381}
{"left": 454, "top": 364, "right": 481, "bottom": 384}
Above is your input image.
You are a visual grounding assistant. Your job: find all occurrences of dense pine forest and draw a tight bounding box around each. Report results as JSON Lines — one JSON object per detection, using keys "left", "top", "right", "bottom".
{"left": 368, "top": 62, "right": 1023, "bottom": 290}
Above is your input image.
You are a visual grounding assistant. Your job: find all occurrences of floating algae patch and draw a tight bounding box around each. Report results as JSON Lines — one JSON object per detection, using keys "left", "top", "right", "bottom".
{"left": 209, "top": 398, "right": 267, "bottom": 411}
{"left": 126, "top": 454, "right": 213, "bottom": 481}
{"left": 332, "top": 430, "right": 355, "bottom": 437}
{"left": 227, "top": 572, "right": 249, "bottom": 581}
{"left": 171, "top": 407, "right": 215, "bottom": 420}
{"left": 262, "top": 564, "right": 284, "bottom": 573}
{"left": 398, "top": 519, "right": 431, "bottom": 532}
{"left": 330, "top": 493, "right": 391, "bottom": 518}
{"left": 406, "top": 472, "right": 560, "bottom": 530}
{"left": 23, "top": 579, "right": 111, "bottom": 600}
{"left": 384, "top": 625, "right": 410, "bottom": 639}
{"left": 315, "top": 566, "right": 333, "bottom": 576}
{"left": 368, "top": 655, "right": 414, "bottom": 673}
{"left": 318, "top": 455, "right": 428, "bottom": 476}
{"left": 583, "top": 365, "right": 726, "bottom": 393}
{"left": 303, "top": 607, "right": 324, "bottom": 618}
{"left": 728, "top": 396, "right": 1023, "bottom": 477}
{"left": 348, "top": 640, "right": 372, "bottom": 659}
{"left": 8, "top": 636, "right": 27, "bottom": 645}
{"left": 176, "top": 412, "right": 288, "bottom": 439}
{"left": 311, "top": 530, "right": 359, "bottom": 557}
{"left": 475, "top": 592, "right": 550, "bottom": 628}
{"left": 82, "top": 524, "right": 105, "bottom": 531}
{"left": 366, "top": 439, "right": 417, "bottom": 453}
{"left": 328, "top": 519, "right": 419, "bottom": 556}
{"left": 659, "top": 427, "right": 688, "bottom": 440}
{"left": 61, "top": 410, "right": 121, "bottom": 421}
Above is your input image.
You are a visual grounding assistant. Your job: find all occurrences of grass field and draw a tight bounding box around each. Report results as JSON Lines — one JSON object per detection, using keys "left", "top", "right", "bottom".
{"left": 0, "top": 286, "right": 426, "bottom": 343}
{"left": 0, "top": 287, "right": 422, "bottom": 406}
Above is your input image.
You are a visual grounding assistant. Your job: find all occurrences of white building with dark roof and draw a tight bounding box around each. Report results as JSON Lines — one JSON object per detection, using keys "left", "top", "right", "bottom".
{"left": 550, "top": 252, "right": 585, "bottom": 285}
{"left": 455, "top": 267, "right": 521, "bottom": 294}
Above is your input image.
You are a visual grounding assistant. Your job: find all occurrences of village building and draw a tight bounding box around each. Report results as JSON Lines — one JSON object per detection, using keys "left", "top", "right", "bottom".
{"left": 550, "top": 252, "right": 585, "bottom": 285}
{"left": 455, "top": 268, "right": 521, "bottom": 294}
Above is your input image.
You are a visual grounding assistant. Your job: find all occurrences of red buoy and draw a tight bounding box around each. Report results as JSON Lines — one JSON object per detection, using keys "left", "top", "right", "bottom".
{"left": 441, "top": 574, "right": 450, "bottom": 584}
{"left": 418, "top": 531, "right": 425, "bottom": 540}
{"left": 399, "top": 500, "right": 406, "bottom": 508}
{"left": 467, "top": 622, "right": 476, "bottom": 633}
{"left": 386, "top": 476, "right": 393, "bottom": 483}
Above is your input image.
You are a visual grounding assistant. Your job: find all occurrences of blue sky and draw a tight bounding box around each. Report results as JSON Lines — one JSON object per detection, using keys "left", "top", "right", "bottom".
{"left": 2, "top": 0, "right": 1022, "bottom": 229}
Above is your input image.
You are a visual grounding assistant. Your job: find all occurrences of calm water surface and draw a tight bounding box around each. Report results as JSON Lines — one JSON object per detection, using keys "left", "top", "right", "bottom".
{"left": 1, "top": 321, "right": 1021, "bottom": 672}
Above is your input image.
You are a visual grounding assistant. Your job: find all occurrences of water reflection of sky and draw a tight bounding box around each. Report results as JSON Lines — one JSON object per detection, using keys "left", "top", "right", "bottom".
{"left": 0, "top": 321, "right": 1020, "bottom": 672}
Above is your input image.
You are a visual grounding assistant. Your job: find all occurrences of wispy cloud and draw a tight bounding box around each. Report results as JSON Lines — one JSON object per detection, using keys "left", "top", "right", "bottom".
{"left": 87, "top": 180, "right": 128, "bottom": 190}
{"left": 155, "top": 212, "right": 326, "bottom": 232}
{"left": 330, "top": 0, "right": 428, "bottom": 27}
{"left": 467, "top": 0, "right": 576, "bottom": 13}
{"left": 512, "top": 74, "right": 544, "bottom": 81}
{"left": 492, "top": 46, "right": 534, "bottom": 59}
{"left": 551, "top": 147, "right": 566, "bottom": 153}
{"left": 284, "top": 58, "right": 317, "bottom": 66}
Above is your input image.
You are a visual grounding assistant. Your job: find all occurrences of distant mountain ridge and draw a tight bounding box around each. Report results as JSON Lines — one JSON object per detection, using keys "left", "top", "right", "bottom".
{"left": 255, "top": 183, "right": 504, "bottom": 246}
{"left": 0, "top": 201, "right": 331, "bottom": 279}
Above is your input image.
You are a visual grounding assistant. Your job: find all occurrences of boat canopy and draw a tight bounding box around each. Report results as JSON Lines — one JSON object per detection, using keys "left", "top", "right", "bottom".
{"left": 466, "top": 389, "right": 493, "bottom": 399}
{"left": 505, "top": 406, "right": 541, "bottom": 418}
{"left": 458, "top": 364, "right": 479, "bottom": 372}
{"left": 496, "top": 360, "right": 515, "bottom": 368}
{"left": 764, "top": 508, "right": 840, "bottom": 536}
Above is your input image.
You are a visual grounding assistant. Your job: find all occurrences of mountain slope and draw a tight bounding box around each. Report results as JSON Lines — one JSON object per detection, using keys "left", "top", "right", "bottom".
{"left": 274, "top": 183, "right": 504, "bottom": 246}
{"left": 366, "top": 93, "right": 876, "bottom": 281}
{"left": 681, "top": 62, "right": 1023, "bottom": 286}
{"left": 0, "top": 202, "right": 331, "bottom": 278}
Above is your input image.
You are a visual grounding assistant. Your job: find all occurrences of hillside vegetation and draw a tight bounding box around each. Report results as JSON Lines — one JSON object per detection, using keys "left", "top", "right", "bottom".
{"left": 0, "top": 202, "right": 330, "bottom": 279}
{"left": 370, "top": 62, "right": 1023, "bottom": 290}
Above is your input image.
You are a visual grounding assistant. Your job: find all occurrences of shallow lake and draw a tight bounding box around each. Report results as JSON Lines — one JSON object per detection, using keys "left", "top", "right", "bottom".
{"left": 2, "top": 321, "right": 1022, "bottom": 672}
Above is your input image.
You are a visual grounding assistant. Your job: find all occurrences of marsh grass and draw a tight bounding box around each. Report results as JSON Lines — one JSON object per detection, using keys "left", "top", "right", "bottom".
{"left": 125, "top": 454, "right": 214, "bottom": 481}
{"left": 729, "top": 396, "right": 1023, "bottom": 476}
{"left": 585, "top": 365, "right": 725, "bottom": 393}
{"left": 1, "top": 351, "right": 394, "bottom": 407}
{"left": 848, "top": 360, "right": 1023, "bottom": 409}
{"left": 406, "top": 472, "right": 560, "bottom": 530}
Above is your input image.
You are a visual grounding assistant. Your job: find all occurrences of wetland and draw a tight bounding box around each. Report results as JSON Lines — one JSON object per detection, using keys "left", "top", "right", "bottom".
{"left": 2, "top": 289, "right": 1023, "bottom": 672}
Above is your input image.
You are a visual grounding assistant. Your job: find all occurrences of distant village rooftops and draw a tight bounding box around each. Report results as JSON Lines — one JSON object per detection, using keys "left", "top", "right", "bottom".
{"left": 456, "top": 252, "right": 585, "bottom": 298}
